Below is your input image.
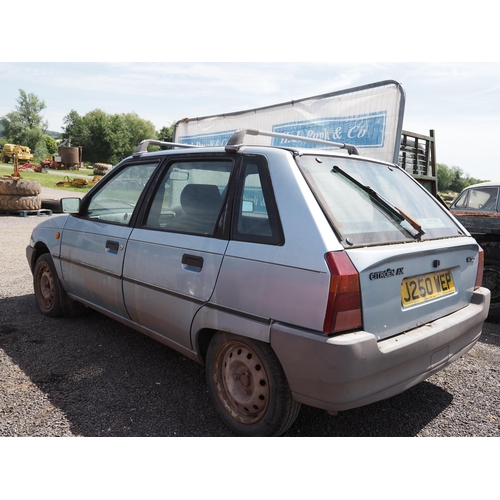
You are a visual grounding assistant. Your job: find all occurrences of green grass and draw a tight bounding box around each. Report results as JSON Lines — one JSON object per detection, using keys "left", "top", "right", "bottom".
{"left": 0, "top": 164, "right": 100, "bottom": 193}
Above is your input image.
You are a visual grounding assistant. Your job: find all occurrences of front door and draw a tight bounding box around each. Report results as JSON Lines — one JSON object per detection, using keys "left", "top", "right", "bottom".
{"left": 60, "top": 162, "right": 158, "bottom": 318}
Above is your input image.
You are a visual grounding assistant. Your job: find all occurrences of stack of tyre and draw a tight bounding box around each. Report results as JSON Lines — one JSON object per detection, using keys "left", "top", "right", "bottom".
{"left": 93, "top": 163, "right": 112, "bottom": 176}
{"left": 0, "top": 178, "right": 42, "bottom": 212}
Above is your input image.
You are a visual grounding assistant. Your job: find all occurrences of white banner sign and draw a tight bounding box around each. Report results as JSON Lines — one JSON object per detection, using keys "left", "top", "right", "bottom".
{"left": 174, "top": 80, "right": 405, "bottom": 164}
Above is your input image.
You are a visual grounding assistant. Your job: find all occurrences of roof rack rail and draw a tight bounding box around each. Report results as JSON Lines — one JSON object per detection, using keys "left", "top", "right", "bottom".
{"left": 133, "top": 139, "right": 200, "bottom": 157}
{"left": 225, "top": 128, "right": 359, "bottom": 155}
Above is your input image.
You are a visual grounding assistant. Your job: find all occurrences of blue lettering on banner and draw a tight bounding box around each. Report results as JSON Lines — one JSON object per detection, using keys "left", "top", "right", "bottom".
{"left": 178, "top": 130, "right": 236, "bottom": 146}
{"left": 272, "top": 112, "right": 387, "bottom": 149}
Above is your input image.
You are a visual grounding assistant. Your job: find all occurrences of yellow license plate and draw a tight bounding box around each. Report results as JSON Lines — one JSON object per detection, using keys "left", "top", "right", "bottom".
{"left": 401, "top": 269, "right": 455, "bottom": 307}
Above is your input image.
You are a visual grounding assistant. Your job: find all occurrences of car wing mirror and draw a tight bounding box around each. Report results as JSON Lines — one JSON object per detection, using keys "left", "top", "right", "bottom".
{"left": 61, "top": 197, "right": 81, "bottom": 214}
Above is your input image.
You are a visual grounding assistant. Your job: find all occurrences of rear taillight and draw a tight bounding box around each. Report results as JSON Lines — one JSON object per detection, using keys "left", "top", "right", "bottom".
{"left": 475, "top": 246, "right": 484, "bottom": 289}
{"left": 323, "top": 251, "right": 362, "bottom": 334}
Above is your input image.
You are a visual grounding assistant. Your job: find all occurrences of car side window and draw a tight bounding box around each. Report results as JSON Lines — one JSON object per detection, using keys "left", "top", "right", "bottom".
{"left": 145, "top": 160, "right": 233, "bottom": 236}
{"left": 455, "top": 187, "right": 498, "bottom": 211}
{"left": 84, "top": 163, "right": 157, "bottom": 224}
{"left": 452, "top": 190, "right": 469, "bottom": 209}
{"left": 232, "top": 157, "right": 283, "bottom": 245}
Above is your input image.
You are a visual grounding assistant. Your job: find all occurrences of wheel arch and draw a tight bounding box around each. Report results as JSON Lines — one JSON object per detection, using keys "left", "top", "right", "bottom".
{"left": 191, "top": 306, "right": 272, "bottom": 362}
{"left": 28, "top": 242, "right": 50, "bottom": 273}
{"left": 473, "top": 234, "right": 500, "bottom": 245}
{"left": 195, "top": 328, "right": 217, "bottom": 363}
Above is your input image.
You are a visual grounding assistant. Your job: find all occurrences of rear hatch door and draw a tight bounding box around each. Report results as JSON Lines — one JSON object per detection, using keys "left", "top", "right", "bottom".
{"left": 346, "top": 238, "right": 479, "bottom": 340}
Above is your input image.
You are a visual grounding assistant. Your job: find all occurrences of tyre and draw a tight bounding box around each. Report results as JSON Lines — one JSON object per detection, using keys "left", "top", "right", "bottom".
{"left": 41, "top": 198, "right": 62, "bottom": 213}
{"left": 0, "top": 179, "right": 42, "bottom": 196}
{"left": 206, "top": 332, "right": 301, "bottom": 436}
{"left": 33, "top": 254, "right": 66, "bottom": 317}
{"left": 481, "top": 242, "right": 500, "bottom": 321}
{"left": 93, "top": 168, "right": 105, "bottom": 176}
{"left": 94, "top": 163, "right": 111, "bottom": 171}
{"left": 0, "top": 195, "right": 42, "bottom": 211}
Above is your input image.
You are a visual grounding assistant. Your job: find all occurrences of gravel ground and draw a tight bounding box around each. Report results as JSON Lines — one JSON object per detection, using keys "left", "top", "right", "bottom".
{"left": 1, "top": 187, "right": 499, "bottom": 437}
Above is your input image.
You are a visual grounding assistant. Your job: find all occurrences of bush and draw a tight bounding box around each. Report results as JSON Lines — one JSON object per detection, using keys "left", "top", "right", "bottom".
{"left": 44, "top": 135, "right": 58, "bottom": 155}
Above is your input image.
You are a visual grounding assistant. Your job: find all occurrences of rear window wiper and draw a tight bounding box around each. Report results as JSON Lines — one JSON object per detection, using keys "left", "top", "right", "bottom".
{"left": 331, "top": 165, "right": 425, "bottom": 240}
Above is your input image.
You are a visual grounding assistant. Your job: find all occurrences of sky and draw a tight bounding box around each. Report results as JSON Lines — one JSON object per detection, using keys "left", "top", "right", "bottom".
{"left": 2, "top": 1, "right": 498, "bottom": 183}
{"left": 1, "top": 62, "right": 499, "bottom": 180}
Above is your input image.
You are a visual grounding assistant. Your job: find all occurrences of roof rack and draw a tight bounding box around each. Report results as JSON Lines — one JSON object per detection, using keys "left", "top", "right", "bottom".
{"left": 225, "top": 128, "right": 359, "bottom": 155}
{"left": 133, "top": 139, "right": 200, "bottom": 156}
{"left": 134, "top": 129, "right": 359, "bottom": 157}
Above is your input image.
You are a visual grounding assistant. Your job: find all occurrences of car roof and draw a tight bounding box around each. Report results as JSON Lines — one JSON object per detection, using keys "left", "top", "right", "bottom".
{"left": 461, "top": 181, "right": 500, "bottom": 190}
{"left": 129, "top": 145, "right": 394, "bottom": 171}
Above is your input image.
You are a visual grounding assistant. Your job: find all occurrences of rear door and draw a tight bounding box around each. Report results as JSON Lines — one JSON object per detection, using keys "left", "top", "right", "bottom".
{"left": 122, "top": 157, "right": 233, "bottom": 349}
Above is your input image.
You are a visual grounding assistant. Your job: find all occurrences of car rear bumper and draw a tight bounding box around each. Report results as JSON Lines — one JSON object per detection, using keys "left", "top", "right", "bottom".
{"left": 271, "top": 287, "right": 490, "bottom": 413}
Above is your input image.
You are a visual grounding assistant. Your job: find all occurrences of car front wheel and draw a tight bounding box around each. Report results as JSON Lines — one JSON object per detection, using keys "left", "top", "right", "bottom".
{"left": 33, "top": 254, "right": 66, "bottom": 317}
{"left": 206, "top": 331, "right": 301, "bottom": 436}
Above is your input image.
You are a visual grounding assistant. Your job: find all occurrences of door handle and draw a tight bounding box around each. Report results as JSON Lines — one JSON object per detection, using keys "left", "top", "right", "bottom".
{"left": 106, "top": 240, "right": 120, "bottom": 253}
{"left": 182, "top": 254, "right": 204, "bottom": 270}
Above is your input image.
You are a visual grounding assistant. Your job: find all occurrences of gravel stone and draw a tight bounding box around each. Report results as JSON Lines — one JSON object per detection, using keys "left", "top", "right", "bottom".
{"left": 1, "top": 187, "right": 499, "bottom": 436}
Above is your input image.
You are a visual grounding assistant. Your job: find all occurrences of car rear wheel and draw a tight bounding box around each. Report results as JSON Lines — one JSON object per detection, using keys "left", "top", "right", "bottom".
{"left": 206, "top": 331, "right": 301, "bottom": 436}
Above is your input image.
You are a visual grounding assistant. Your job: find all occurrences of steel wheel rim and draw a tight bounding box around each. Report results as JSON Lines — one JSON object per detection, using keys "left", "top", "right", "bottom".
{"left": 215, "top": 341, "right": 270, "bottom": 424}
{"left": 36, "top": 262, "right": 55, "bottom": 310}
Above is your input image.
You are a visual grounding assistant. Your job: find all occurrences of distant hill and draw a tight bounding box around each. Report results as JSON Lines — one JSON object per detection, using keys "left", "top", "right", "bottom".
{"left": 46, "top": 130, "right": 63, "bottom": 139}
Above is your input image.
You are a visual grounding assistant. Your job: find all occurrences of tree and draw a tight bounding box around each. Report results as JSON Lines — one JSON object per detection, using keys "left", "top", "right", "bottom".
{"left": 437, "top": 163, "right": 488, "bottom": 192}
{"left": 106, "top": 113, "right": 157, "bottom": 163}
{"left": 436, "top": 163, "right": 454, "bottom": 192}
{"left": 15, "top": 89, "right": 48, "bottom": 130}
{"left": 122, "top": 113, "right": 157, "bottom": 148}
{"left": 449, "top": 166, "right": 466, "bottom": 193}
{"left": 82, "top": 109, "right": 112, "bottom": 162}
{"left": 158, "top": 124, "right": 174, "bottom": 142}
{"left": 63, "top": 110, "right": 87, "bottom": 145}
{"left": 62, "top": 109, "right": 158, "bottom": 164}
{"left": 44, "top": 135, "right": 58, "bottom": 155}
{"left": 0, "top": 89, "right": 48, "bottom": 160}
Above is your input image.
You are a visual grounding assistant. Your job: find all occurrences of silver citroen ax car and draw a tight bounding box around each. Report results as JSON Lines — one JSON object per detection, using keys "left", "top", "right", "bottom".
{"left": 26, "top": 129, "right": 490, "bottom": 436}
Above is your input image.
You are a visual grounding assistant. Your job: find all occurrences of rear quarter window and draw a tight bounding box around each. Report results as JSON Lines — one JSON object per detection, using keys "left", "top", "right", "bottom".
{"left": 232, "top": 156, "right": 284, "bottom": 245}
